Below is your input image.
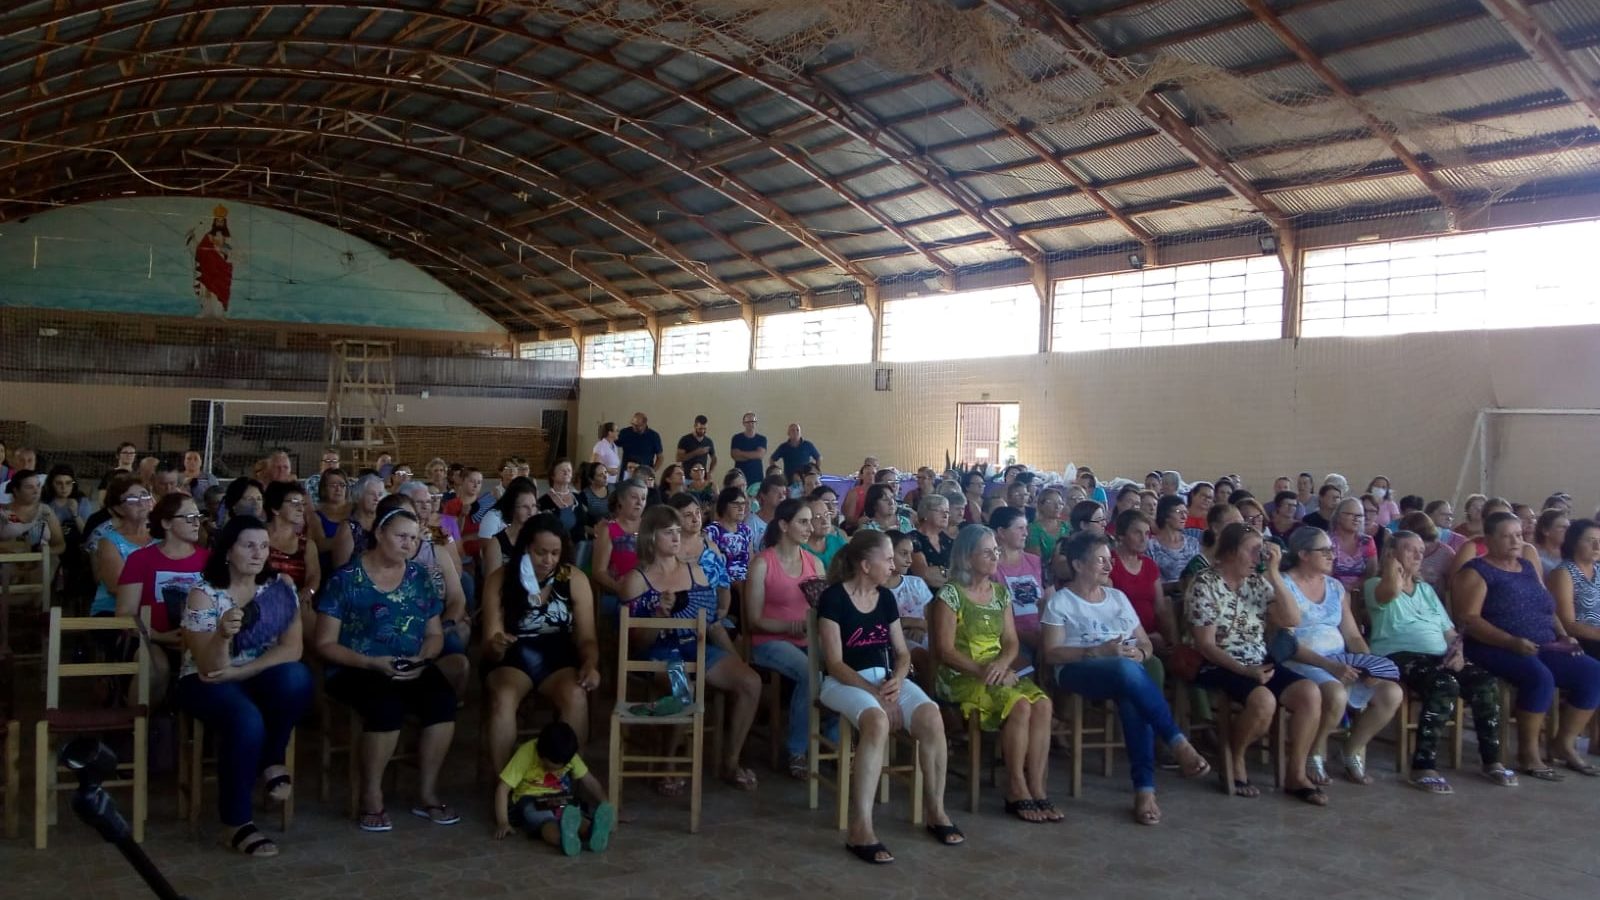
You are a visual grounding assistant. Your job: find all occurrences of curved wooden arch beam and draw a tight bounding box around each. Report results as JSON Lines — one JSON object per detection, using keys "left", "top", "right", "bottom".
{"left": 0, "top": 28, "right": 870, "bottom": 287}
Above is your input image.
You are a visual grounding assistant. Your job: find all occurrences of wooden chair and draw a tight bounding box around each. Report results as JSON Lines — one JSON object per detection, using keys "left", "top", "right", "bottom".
{"left": 1395, "top": 683, "right": 1465, "bottom": 779}
{"left": 738, "top": 589, "right": 787, "bottom": 772}
{"left": 35, "top": 607, "right": 149, "bottom": 849}
{"left": 1497, "top": 681, "right": 1559, "bottom": 766}
{"left": 1058, "top": 694, "right": 1122, "bottom": 799}
{"left": 0, "top": 547, "right": 51, "bottom": 666}
{"left": 1208, "top": 690, "right": 1287, "bottom": 797}
{"left": 803, "top": 611, "right": 923, "bottom": 829}
{"left": 608, "top": 607, "right": 708, "bottom": 833}
{"left": 0, "top": 646, "right": 19, "bottom": 838}
{"left": 476, "top": 689, "right": 552, "bottom": 783}
{"left": 341, "top": 707, "right": 419, "bottom": 819}
{"left": 176, "top": 712, "right": 295, "bottom": 830}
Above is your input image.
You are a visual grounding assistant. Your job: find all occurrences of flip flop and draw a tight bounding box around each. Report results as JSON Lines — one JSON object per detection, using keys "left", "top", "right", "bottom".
{"left": 1563, "top": 759, "right": 1600, "bottom": 777}
{"left": 926, "top": 822, "right": 965, "bottom": 846}
{"left": 586, "top": 802, "right": 616, "bottom": 853}
{"left": 721, "top": 767, "right": 758, "bottom": 791}
{"left": 1034, "top": 797, "right": 1064, "bottom": 822}
{"left": 1231, "top": 780, "right": 1260, "bottom": 798}
{"left": 1522, "top": 766, "right": 1565, "bottom": 782}
{"left": 846, "top": 842, "right": 895, "bottom": 864}
{"left": 1481, "top": 766, "right": 1519, "bottom": 787}
{"left": 1004, "top": 798, "right": 1042, "bottom": 822}
{"left": 1285, "top": 786, "right": 1328, "bottom": 807}
{"left": 263, "top": 771, "right": 293, "bottom": 803}
{"left": 358, "top": 809, "right": 393, "bottom": 832}
{"left": 225, "top": 822, "right": 279, "bottom": 856}
{"left": 1408, "top": 775, "right": 1454, "bottom": 795}
{"left": 410, "top": 803, "right": 462, "bottom": 825}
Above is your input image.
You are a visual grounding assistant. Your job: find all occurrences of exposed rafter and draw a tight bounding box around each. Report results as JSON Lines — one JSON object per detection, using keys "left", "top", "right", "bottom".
{"left": 1478, "top": 0, "right": 1600, "bottom": 128}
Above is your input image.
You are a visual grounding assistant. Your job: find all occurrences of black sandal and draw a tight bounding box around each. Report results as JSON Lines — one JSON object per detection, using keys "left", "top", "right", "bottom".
{"left": 926, "top": 822, "right": 965, "bottom": 845}
{"left": 1285, "top": 786, "right": 1328, "bottom": 807}
{"left": 845, "top": 842, "right": 895, "bottom": 864}
{"left": 227, "top": 822, "right": 279, "bottom": 857}
{"left": 1034, "top": 797, "right": 1064, "bottom": 822}
{"left": 1004, "top": 798, "right": 1041, "bottom": 822}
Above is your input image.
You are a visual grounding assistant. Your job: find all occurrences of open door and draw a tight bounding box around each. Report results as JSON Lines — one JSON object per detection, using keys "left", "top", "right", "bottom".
{"left": 956, "top": 402, "right": 1019, "bottom": 469}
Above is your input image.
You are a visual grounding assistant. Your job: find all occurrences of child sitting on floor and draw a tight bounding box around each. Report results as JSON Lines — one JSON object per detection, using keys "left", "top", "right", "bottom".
{"left": 494, "top": 721, "right": 616, "bottom": 855}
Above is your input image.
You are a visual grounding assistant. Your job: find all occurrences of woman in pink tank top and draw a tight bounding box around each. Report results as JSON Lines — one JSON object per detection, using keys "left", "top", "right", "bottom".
{"left": 746, "top": 498, "right": 827, "bottom": 776}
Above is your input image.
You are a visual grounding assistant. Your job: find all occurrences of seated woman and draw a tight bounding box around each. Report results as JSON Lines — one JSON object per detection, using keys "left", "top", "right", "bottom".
{"left": 90, "top": 476, "right": 155, "bottom": 617}
{"left": 685, "top": 461, "right": 717, "bottom": 505}
{"left": 332, "top": 475, "right": 382, "bottom": 570}
{"left": 1444, "top": 497, "right": 1542, "bottom": 591}
{"left": 116, "top": 492, "right": 210, "bottom": 703}
{"left": 222, "top": 477, "right": 265, "bottom": 531}
{"left": 1185, "top": 523, "right": 1325, "bottom": 803}
{"left": 932, "top": 526, "right": 1055, "bottom": 823}
{"left": 1402, "top": 512, "right": 1458, "bottom": 596}
{"left": 1326, "top": 497, "right": 1377, "bottom": 601}
{"left": 577, "top": 463, "right": 612, "bottom": 530}
{"left": 960, "top": 471, "right": 987, "bottom": 526}
{"left": 1455, "top": 511, "right": 1600, "bottom": 779}
{"left": 482, "top": 477, "right": 539, "bottom": 583}
{"left": 989, "top": 507, "right": 1044, "bottom": 660}
{"left": 1366, "top": 477, "right": 1401, "bottom": 527}
{"left": 621, "top": 505, "right": 762, "bottom": 793}
{"left": 746, "top": 498, "right": 824, "bottom": 777}
{"left": 1180, "top": 502, "right": 1244, "bottom": 597}
{"left": 588, "top": 479, "right": 648, "bottom": 618}
{"left": 668, "top": 493, "right": 731, "bottom": 622}
{"left": 262, "top": 482, "right": 320, "bottom": 643}
{"left": 1457, "top": 493, "right": 1489, "bottom": 542}
{"left": 1042, "top": 530, "right": 1210, "bottom": 824}
{"left": 1278, "top": 527, "right": 1402, "bottom": 787}
{"left": 1106, "top": 510, "right": 1175, "bottom": 654}
{"left": 481, "top": 514, "right": 601, "bottom": 773}
{"left": 1533, "top": 508, "right": 1570, "bottom": 576}
{"left": 537, "top": 460, "right": 590, "bottom": 547}
{"left": 841, "top": 461, "right": 878, "bottom": 530}
{"left": 704, "top": 486, "right": 754, "bottom": 588}
{"left": 376, "top": 494, "right": 471, "bottom": 696}
{"left": 1, "top": 469, "right": 66, "bottom": 557}
{"left": 885, "top": 530, "right": 935, "bottom": 694}
{"left": 802, "top": 492, "right": 846, "bottom": 567}
{"left": 315, "top": 507, "right": 459, "bottom": 831}
{"left": 1365, "top": 530, "right": 1515, "bottom": 792}
{"left": 176, "top": 515, "right": 311, "bottom": 857}
{"left": 1025, "top": 486, "right": 1068, "bottom": 560}
{"left": 909, "top": 493, "right": 955, "bottom": 594}
{"left": 859, "top": 483, "right": 913, "bottom": 534}
{"left": 819, "top": 530, "right": 958, "bottom": 863}
{"left": 1148, "top": 495, "right": 1200, "bottom": 594}
{"left": 1548, "top": 518, "right": 1600, "bottom": 659}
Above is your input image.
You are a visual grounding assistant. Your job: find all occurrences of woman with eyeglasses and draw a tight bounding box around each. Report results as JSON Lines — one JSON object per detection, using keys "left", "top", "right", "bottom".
{"left": 910, "top": 493, "right": 954, "bottom": 593}
{"left": 704, "top": 486, "right": 754, "bottom": 586}
{"left": 1065, "top": 499, "right": 1106, "bottom": 538}
{"left": 106, "top": 491, "right": 202, "bottom": 703}
{"left": 1533, "top": 508, "right": 1571, "bottom": 577}
{"left": 316, "top": 506, "right": 459, "bottom": 832}
{"left": 177, "top": 515, "right": 311, "bottom": 858}
{"left": 1326, "top": 497, "right": 1377, "bottom": 599}
{"left": 90, "top": 475, "right": 155, "bottom": 617}
{"left": 1149, "top": 495, "right": 1200, "bottom": 596}
{"left": 1024, "top": 487, "right": 1068, "bottom": 561}
{"left": 331, "top": 474, "right": 384, "bottom": 570}
{"left": 1455, "top": 511, "right": 1600, "bottom": 780}
{"left": 537, "top": 461, "right": 589, "bottom": 547}
{"left": 263, "top": 482, "right": 320, "bottom": 612}
{"left": 311, "top": 467, "right": 351, "bottom": 561}
{"left": 932, "top": 525, "right": 1055, "bottom": 823}
{"left": 1042, "top": 531, "right": 1210, "bottom": 825}
{"left": 1278, "top": 527, "right": 1402, "bottom": 788}
{"left": 803, "top": 489, "right": 846, "bottom": 567}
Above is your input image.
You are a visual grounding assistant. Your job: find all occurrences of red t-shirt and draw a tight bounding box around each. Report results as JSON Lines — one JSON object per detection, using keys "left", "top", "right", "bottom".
{"left": 117, "top": 543, "right": 210, "bottom": 632}
{"left": 1108, "top": 551, "right": 1161, "bottom": 635}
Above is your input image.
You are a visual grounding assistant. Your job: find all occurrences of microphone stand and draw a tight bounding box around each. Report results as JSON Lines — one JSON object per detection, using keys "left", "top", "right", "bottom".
{"left": 63, "top": 741, "right": 189, "bottom": 900}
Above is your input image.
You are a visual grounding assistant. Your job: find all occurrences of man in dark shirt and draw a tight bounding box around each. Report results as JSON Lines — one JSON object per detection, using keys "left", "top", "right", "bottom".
{"left": 615, "top": 412, "right": 663, "bottom": 473}
{"left": 675, "top": 414, "right": 716, "bottom": 476}
{"left": 728, "top": 411, "right": 767, "bottom": 487}
{"left": 770, "top": 422, "right": 820, "bottom": 479}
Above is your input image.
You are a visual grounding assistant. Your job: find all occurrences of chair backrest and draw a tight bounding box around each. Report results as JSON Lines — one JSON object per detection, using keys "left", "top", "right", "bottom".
{"left": 43, "top": 606, "right": 150, "bottom": 710}
{"left": 0, "top": 545, "right": 54, "bottom": 604}
{"left": 615, "top": 606, "right": 708, "bottom": 707}
{"left": 804, "top": 610, "right": 824, "bottom": 704}
{"left": 0, "top": 645, "right": 14, "bottom": 722}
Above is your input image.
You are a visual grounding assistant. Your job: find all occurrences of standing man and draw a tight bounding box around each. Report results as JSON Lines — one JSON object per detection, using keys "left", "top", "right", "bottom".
{"left": 616, "top": 412, "right": 663, "bottom": 474}
{"left": 676, "top": 415, "right": 717, "bottom": 476}
{"left": 181, "top": 449, "right": 220, "bottom": 497}
{"left": 728, "top": 412, "right": 767, "bottom": 488}
{"left": 769, "top": 422, "right": 820, "bottom": 480}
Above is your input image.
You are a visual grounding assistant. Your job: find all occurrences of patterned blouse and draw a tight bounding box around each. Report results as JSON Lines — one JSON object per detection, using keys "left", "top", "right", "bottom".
{"left": 316, "top": 560, "right": 443, "bottom": 662}
{"left": 179, "top": 576, "right": 299, "bottom": 678}
{"left": 704, "top": 520, "right": 752, "bottom": 582}
{"left": 1561, "top": 560, "right": 1600, "bottom": 628}
{"left": 1149, "top": 532, "right": 1201, "bottom": 584}
{"left": 1184, "top": 568, "right": 1274, "bottom": 667}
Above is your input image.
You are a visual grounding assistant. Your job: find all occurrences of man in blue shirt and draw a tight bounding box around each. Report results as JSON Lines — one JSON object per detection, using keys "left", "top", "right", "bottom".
{"left": 728, "top": 411, "right": 767, "bottom": 487}
{"left": 769, "top": 422, "right": 820, "bottom": 479}
{"left": 615, "top": 412, "right": 663, "bottom": 473}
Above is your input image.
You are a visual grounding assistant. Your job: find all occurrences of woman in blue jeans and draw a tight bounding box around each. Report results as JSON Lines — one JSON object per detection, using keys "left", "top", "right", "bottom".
{"left": 1456, "top": 511, "right": 1600, "bottom": 780}
{"left": 177, "top": 515, "right": 312, "bottom": 858}
{"left": 1039, "top": 531, "right": 1210, "bottom": 825}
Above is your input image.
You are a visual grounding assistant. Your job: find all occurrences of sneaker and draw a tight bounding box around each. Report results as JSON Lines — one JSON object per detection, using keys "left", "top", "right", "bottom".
{"left": 558, "top": 805, "right": 583, "bottom": 857}
{"left": 586, "top": 802, "right": 616, "bottom": 853}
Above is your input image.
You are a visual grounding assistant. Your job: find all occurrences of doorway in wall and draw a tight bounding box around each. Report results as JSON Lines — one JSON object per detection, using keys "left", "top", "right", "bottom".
{"left": 955, "top": 402, "right": 1020, "bottom": 470}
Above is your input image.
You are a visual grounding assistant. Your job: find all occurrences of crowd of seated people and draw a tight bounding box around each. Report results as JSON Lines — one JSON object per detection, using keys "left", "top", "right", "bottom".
{"left": 5, "top": 422, "right": 1600, "bottom": 865}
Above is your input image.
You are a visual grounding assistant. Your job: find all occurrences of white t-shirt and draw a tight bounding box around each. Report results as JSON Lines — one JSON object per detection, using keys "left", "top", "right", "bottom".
{"left": 477, "top": 508, "right": 507, "bottom": 540}
{"left": 890, "top": 575, "right": 933, "bottom": 620}
{"left": 592, "top": 440, "right": 621, "bottom": 484}
{"left": 1041, "top": 585, "right": 1141, "bottom": 648}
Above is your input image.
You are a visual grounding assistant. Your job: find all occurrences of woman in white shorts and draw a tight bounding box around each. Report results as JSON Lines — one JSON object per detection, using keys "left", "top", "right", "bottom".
{"left": 817, "top": 530, "right": 960, "bottom": 865}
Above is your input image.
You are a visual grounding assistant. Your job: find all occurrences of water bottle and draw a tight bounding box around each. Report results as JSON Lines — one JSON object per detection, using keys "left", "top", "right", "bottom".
{"left": 666, "top": 648, "right": 692, "bottom": 705}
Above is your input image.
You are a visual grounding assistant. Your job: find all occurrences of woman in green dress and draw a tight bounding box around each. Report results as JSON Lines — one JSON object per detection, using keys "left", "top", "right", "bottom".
{"left": 931, "top": 525, "right": 1057, "bottom": 823}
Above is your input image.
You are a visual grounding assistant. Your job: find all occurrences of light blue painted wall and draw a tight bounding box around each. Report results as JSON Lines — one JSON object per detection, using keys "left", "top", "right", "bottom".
{"left": 0, "top": 197, "right": 506, "bottom": 334}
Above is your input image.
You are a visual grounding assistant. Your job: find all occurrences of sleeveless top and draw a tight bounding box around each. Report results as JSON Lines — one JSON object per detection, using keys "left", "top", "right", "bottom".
{"left": 704, "top": 520, "right": 752, "bottom": 581}
{"left": 579, "top": 489, "right": 610, "bottom": 521}
{"left": 269, "top": 535, "right": 311, "bottom": 591}
{"left": 179, "top": 576, "right": 299, "bottom": 678}
{"left": 1283, "top": 574, "right": 1348, "bottom": 661}
{"left": 1329, "top": 532, "right": 1374, "bottom": 592}
{"left": 750, "top": 547, "right": 818, "bottom": 648}
{"left": 90, "top": 526, "right": 146, "bottom": 615}
{"left": 1559, "top": 560, "right": 1600, "bottom": 628}
{"left": 413, "top": 537, "right": 449, "bottom": 602}
{"left": 510, "top": 560, "right": 577, "bottom": 640}
{"left": 1465, "top": 557, "right": 1556, "bottom": 644}
{"left": 606, "top": 520, "right": 639, "bottom": 580}
{"left": 1, "top": 503, "right": 47, "bottom": 546}
{"left": 627, "top": 566, "right": 718, "bottom": 657}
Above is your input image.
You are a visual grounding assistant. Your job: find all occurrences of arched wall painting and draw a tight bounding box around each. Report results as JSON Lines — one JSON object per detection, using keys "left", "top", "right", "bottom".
{"left": 0, "top": 197, "right": 506, "bottom": 335}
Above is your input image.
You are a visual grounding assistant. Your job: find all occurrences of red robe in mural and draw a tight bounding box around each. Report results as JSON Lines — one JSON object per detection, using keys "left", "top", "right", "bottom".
{"left": 191, "top": 207, "right": 233, "bottom": 318}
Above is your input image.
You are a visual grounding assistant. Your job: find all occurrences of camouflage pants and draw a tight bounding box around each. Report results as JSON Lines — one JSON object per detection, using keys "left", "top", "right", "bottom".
{"left": 1391, "top": 652, "right": 1501, "bottom": 770}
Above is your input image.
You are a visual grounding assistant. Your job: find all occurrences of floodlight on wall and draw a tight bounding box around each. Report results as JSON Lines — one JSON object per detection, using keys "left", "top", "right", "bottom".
{"left": 848, "top": 284, "right": 865, "bottom": 304}
{"left": 1258, "top": 234, "right": 1278, "bottom": 255}
{"left": 1127, "top": 252, "right": 1145, "bottom": 270}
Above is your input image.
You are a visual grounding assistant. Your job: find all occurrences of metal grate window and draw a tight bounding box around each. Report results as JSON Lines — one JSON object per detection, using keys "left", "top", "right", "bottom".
{"left": 881, "top": 286, "right": 1039, "bottom": 362}
{"left": 754, "top": 306, "right": 871, "bottom": 370}
{"left": 582, "top": 330, "right": 655, "bottom": 378}
{"left": 658, "top": 319, "right": 751, "bottom": 374}
{"left": 518, "top": 338, "right": 578, "bottom": 361}
{"left": 1053, "top": 255, "right": 1283, "bottom": 351}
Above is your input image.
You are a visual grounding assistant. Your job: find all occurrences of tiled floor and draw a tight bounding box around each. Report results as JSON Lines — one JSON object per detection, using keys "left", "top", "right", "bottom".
{"left": 7, "top": 712, "right": 1600, "bottom": 900}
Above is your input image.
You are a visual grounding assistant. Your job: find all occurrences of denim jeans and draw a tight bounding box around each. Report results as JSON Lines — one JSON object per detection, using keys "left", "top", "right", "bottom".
{"left": 1054, "top": 656, "right": 1183, "bottom": 792}
{"left": 751, "top": 639, "right": 835, "bottom": 758}
{"left": 176, "top": 661, "right": 314, "bottom": 827}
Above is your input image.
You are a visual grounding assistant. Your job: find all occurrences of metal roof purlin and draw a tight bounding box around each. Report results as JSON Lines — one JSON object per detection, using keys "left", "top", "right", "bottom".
{"left": 1477, "top": 0, "right": 1600, "bottom": 128}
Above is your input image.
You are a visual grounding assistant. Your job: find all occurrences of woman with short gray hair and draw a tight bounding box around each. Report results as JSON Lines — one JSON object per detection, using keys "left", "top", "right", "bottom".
{"left": 910, "top": 492, "right": 954, "bottom": 592}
